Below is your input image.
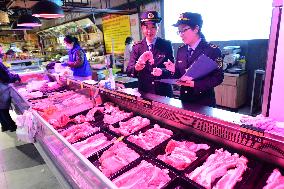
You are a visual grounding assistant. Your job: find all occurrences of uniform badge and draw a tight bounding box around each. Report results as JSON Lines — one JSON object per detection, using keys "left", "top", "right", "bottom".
{"left": 210, "top": 44, "right": 218, "bottom": 48}
{"left": 215, "top": 57, "right": 223, "bottom": 68}
{"left": 148, "top": 13, "right": 154, "bottom": 19}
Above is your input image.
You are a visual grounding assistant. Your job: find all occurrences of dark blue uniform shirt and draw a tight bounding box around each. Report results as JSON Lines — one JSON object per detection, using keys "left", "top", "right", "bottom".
{"left": 126, "top": 37, "right": 174, "bottom": 97}
{"left": 175, "top": 39, "right": 224, "bottom": 107}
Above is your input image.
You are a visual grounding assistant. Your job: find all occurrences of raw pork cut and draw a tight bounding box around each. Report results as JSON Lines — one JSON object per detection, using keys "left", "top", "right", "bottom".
{"left": 157, "top": 139, "right": 210, "bottom": 170}
{"left": 263, "top": 169, "right": 284, "bottom": 189}
{"left": 60, "top": 122, "right": 99, "bottom": 143}
{"left": 113, "top": 160, "right": 171, "bottom": 189}
{"left": 103, "top": 109, "right": 133, "bottom": 125}
{"left": 127, "top": 124, "right": 173, "bottom": 150}
{"left": 99, "top": 142, "right": 140, "bottom": 177}
{"left": 73, "top": 133, "right": 115, "bottom": 158}
{"left": 109, "top": 116, "right": 150, "bottom": 136}
{"left": 49, "top": 114, "right": 71, "bottom": 129}
{"left": 186, "top": 148, "right": 248, "bottom": 189}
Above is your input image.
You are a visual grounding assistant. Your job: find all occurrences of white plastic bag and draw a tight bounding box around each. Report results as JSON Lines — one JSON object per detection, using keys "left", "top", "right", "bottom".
{"left": 15, "top": 110, "right": 37, "bottom": 143}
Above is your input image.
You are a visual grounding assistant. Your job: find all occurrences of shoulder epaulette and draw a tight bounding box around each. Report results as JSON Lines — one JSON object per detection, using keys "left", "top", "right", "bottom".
{"left": 133, "top": 40, "right": 142, "bottom": 46}
{"left": 178, "top": 44, "right": 186, "bottom": 49}
{"left": 209, "top": 43, "right": 218, "bottom": 49}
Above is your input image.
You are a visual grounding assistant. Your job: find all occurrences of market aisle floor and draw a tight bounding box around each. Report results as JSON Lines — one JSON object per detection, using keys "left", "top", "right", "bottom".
{"left": 0, "top": 128, "right": 62, "bottom": 189}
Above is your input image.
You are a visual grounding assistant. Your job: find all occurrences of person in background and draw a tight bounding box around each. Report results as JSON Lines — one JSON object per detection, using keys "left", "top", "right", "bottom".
{"left": 123, "top": 36, "right": 133, "bottom": 73}
{"left": 5, "top": 49, "right": 16, "bottom": 60}
{"left": 164, "top": 12, "right": 224, "bottom": 107}
{"left": 21, "top": 48, "right": 30, "bottom": 59}
{"left": 63, "top": 35, "right": 92, "bottom": 80}
{"left": 0, "top": 52, "right": 21, "bottom": 132}
{"left": 126, "top": 11, "right": 174, "bottom": 97}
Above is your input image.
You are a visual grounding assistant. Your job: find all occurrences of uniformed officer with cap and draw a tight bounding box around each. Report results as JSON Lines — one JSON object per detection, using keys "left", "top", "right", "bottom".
{"left": 126, "top": 11, "right": 174, "bottom": 97}
{"left": 164, "top": 12, "right": 224, "bottom": 107}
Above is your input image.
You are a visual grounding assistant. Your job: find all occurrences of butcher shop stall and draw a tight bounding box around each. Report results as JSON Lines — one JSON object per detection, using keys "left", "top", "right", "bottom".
{"left": 9, "top": 72, "right": 284, "bottom": 189}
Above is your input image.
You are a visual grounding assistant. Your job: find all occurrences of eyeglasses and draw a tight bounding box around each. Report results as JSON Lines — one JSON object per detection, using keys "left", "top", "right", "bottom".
{"left": 176, "top": 27, "right": 191, "bottom": 35}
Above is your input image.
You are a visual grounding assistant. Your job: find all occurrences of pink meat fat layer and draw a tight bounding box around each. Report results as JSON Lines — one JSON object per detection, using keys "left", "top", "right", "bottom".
{"left": 113, "top": 160, "right": 171, "bottom": 189}
{"left": 72, "top": 133, "right": 113, "bottom": 157}
{"left": 127, "top": 125, "right": 173, "bottom": 150}
{"left": 263, "top": 169, "right": 284, "bottom": 189}
{"left": 158, "top": 139, "right": 210, "bottom": 170}
{"left": 99, "top": 142, "right": 140, "bottom": 177}
{"left": 187, "top": 149, "right": 248, "bottom": 189}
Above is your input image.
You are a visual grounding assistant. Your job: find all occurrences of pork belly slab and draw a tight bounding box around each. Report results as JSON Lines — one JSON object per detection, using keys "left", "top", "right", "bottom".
{"left": 127, "top": 124, "right": 173, "bottom": 150}
{"left": 60, "top": 122, "right": 100, "bottom": 144}
{"left": 99, "top": 142, "right": 140, "bottom": 177}
{"left": 72, "top": 133, "right": 115, "bottom": 158}
{"left": 263, "top": 169, "right": 284, "bottom": 189}
{"left": 158, "top": 139, "right": 210, "bottom": 170}
{"left": 186, "top": 148, "right": 248, "bottom": 189}
{"left": 113, "top": 160, "right": 171, "bottom": 189}
{"left": 109, "top": 116, "right": 150, "bottom": 136}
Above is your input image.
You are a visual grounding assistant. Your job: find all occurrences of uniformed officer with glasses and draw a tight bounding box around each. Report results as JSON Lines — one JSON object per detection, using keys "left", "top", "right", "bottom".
{"left": 164, "top": 12, "right": 224, "bottom": 107}
{"left": 126, "top": 11, "right": 174, "bottom": 97}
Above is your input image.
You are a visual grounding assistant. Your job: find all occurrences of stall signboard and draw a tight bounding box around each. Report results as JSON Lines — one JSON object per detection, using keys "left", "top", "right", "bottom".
{"left": 102, "top": 14, "right": 131, "bottom": 54}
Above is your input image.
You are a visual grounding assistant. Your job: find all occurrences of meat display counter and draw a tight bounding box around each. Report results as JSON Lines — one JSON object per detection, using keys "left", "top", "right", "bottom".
{"left": 5, "top": 58, "right": 44, "bottom": 74}
{"left": 10, "top": 74, "right": 284, "bottom": 189}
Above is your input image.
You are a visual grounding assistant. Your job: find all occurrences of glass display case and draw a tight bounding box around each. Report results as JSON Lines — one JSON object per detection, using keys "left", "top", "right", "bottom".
{"left": 10, "top": 73, "right": 284, "bottom": 189}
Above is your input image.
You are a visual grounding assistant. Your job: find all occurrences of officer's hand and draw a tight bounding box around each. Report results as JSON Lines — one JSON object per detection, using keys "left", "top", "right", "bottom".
{"left": 180, "top": 76, "right": 194, "bottom": 87}
{"left": 135, "top": 62, "right": 145, "bottom": 71}
{"left": 180, "top": 76, "right": 193, "bottom": 82}
{"left": 151, "top": 67, "right": 162, "bottom": 76}
{"left": 164, "top": 60, "right": 175, "bottom": 73}
{"left": 140, "top": 51, "right": 153, "bottom": 62}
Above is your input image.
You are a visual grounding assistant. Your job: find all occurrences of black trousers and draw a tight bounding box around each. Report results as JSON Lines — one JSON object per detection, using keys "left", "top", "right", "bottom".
{"left": 0, "top": 109, "right": 17, "bottom": 131}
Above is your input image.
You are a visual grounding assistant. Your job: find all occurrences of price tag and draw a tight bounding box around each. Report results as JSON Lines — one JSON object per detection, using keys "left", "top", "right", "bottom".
{"left": 240, "top": 124, "right": 264, "bottom": 143}
{"left": 114, "top": 136, "right": 124, "bottom": 143}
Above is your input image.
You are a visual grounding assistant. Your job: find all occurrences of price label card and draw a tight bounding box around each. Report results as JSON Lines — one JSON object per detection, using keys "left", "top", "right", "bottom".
{"left": 240, "top": 124, "right": 264, "bottom": 143}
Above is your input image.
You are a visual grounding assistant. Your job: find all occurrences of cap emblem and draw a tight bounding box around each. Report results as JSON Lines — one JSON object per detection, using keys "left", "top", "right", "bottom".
{"left": 148, "top": 12, "right": 154, "bottom": 19}
{"left": 179, "top": 14, "right": 190, "bottom": 21}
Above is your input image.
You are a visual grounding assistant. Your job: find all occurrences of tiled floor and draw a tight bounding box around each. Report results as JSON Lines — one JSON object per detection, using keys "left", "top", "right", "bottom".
{"left": 0, "top": 128, "right": 62, "bottom": 189}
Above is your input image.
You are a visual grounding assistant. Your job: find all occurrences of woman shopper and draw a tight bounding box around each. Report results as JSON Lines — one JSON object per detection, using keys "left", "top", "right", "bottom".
{"left": 0, "top": 52, "right": 21, "bottom": 132}
{"left": 63, "top": 35, "right": 92, "bottom": 80}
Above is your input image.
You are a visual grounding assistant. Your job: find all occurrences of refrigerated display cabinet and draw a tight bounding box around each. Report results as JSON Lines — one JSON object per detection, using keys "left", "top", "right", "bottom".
{"left": 10, "top": 75, "right": 284, "bottom": 189}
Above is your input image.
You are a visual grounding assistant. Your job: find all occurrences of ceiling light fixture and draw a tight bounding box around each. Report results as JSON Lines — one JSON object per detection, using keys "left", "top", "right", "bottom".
{"left": 17, "top": 14, "right": 42, "bottom": 27}
{"left": 16, "top": 0, "right": 42, "bottom": 27}
{"left": 32, "top": 0, "right": 65, "bottom": 19}
{"left": 11, "top": 21, "right": 33, "bottom": 30}
{"left": 0, "top": 10, "right": 10, "bottom": 25}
